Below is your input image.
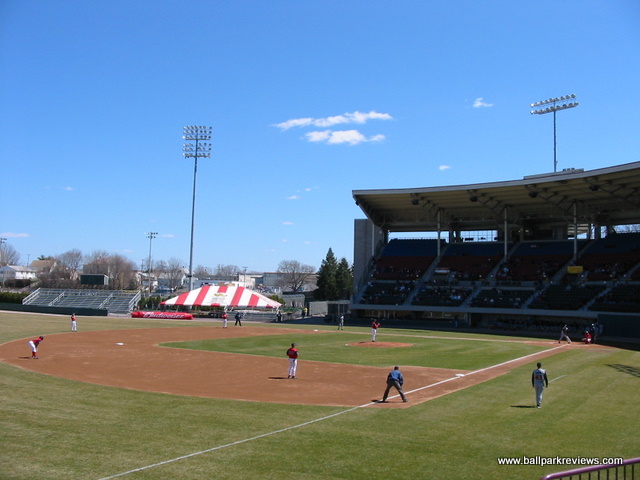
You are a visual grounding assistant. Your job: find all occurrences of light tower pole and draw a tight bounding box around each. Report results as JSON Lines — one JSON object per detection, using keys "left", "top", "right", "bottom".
{"left": 0, "top": 238, "right": 6, "bottom": 287}
{"left": 146, "top": 232, "right": 157, "bottom": 293}
{"left": 183, "top": 126, "right": 212, "bottom": 291}
{"left": 530, "top": 94, "right": 579, "bottom": 172}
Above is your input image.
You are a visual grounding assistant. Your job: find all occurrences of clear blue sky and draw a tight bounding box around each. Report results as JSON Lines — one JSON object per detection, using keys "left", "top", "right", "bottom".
{"left": 1, "top": 0, "right": 639, "bottom": 273}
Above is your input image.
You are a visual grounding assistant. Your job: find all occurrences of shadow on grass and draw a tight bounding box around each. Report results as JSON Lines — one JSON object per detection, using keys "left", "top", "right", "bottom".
{"left": 607, "top": 364, "right": 640, "bottom": 378}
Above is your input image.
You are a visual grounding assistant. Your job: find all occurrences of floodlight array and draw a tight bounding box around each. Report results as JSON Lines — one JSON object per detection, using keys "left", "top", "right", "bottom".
{"left": 182, "top": 125, "right": 212, "bottom": 158}
{"left": 530, "top": 94, "right": 579, "bottom": 115}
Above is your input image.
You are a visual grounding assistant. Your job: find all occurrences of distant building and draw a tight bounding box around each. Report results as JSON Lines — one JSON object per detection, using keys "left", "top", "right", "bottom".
{"left": 29, "top": 259, "right": 57, "bottom": 275}
{"left": 0, "top": 265, "right": 37, "bottom": 282}
{"left": 256, "top": 272, "right": 318, "bottom": 294}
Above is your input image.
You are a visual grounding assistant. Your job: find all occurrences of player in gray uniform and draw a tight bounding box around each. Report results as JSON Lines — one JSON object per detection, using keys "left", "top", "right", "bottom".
{"left": 558, "top": 325, "right": 571, "bottom": 344}
{"left": 531, "top": 362, "right": 549, "bottom": 408}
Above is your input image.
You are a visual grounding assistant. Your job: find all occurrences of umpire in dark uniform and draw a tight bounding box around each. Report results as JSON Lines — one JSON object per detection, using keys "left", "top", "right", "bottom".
{"left": 381, "top": 366, "right": 408, "bottom": 403}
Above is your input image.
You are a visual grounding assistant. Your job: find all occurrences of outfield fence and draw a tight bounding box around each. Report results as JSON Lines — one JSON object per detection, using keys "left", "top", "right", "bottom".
{"left": 541, "top": 456, "right": 640, "bottom": 480}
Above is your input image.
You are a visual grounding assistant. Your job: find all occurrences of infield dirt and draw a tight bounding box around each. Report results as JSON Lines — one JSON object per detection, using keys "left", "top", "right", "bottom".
{"left": 0, "top": 326, "right": 586, "bottom": 407}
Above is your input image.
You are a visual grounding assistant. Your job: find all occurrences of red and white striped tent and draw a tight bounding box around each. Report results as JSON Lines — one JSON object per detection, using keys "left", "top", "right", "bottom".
{"left": 161, "top": 284, "right": 281, "bottom": 309}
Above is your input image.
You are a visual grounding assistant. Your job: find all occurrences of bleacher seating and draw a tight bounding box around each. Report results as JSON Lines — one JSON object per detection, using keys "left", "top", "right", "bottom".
{"left": 470, "top": 288, "right": 534, "bottom": 308}
{"left": 23, "top": 288, "right": 140, "bottom": 314}
{"left": 435, "top": 242, "right": 506, "bottom": 281}
{"left": 496, "top": 240, "right": 585, "bottom": 282}
{"left": 527, "top": 284, "right": 606, "bottom": 310}
{"left": 372, "top": 239, "right": 441, "bottom": 280}
{"left": 360, "top": 280, "right": 415, "bottom": 305}
{"left": 356, "top": 234, "right": 640, "bottom": 316}
{"left": 589, "top": 283, "right": 640, "bottom": 313}
{"left": 576, "top": 233, "right": 640, "bottom": 281}
{"left": 412, "top": 286, "right": 471, "bottom": 307}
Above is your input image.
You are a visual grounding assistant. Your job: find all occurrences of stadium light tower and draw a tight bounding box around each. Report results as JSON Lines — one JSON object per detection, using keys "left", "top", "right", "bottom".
{"left": 183, "top": 126, "right": 212, "bottom": 291}
{"left": 530, "top": 94, "right": 579, "bottom": 173}
{"left": 145, "top": 232, "right": 158, "bottom": 293}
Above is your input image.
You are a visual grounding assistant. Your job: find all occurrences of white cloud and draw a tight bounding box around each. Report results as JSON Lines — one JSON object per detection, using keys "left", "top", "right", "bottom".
{"left": 273, "top": 117, "right": 315, "bottom": 130}
{"left": 368, "top": 134, "right": 386, "bottom": 142}
{"left": 274, "top": 110, "right": 393, "bottom": 131}
{"left": 0, "top": 232, "right": 29, "bottom": 238}
{"left": 282, "top": 221, "right": 294, "bottom": 225}
{"left": 305, "top": 130, "right": 385, "bottom": 145}
{"left": 439, "top": 165, "right": 451, "bottom": 171}
{"left": 473, "top": 97, "right": 493, "bottom": 108}
{"left": 64, "top": 186, "right": 73, "bottom": 191}
{"left": 305, "top": 130, "right": 332, "bottom": 143}
{"left": 287, "top": 195, "right": 299, "bottom": 200}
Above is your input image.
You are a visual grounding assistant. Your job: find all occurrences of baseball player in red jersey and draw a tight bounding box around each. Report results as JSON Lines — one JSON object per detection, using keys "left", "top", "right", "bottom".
{"left": 371, "top": 320, "right": 380, "bottom": 342}
{"left": 28, "top": 336, "right": 44, "bottom": 359}
{"left": 286, "top": 343, "right": 298, "bottom": 379}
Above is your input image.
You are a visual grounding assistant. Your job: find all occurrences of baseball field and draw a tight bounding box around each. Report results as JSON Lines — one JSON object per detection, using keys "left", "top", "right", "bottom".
{"left": 1, "top": 312, "right": 638, "bottom": 480}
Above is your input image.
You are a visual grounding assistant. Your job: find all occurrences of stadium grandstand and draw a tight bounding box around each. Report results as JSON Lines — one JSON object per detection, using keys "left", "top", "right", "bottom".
{"left": 351, "top": 161, "right": 640, "bottom": 340}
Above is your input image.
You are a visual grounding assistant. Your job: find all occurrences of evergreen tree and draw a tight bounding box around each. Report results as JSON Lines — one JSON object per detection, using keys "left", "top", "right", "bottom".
{"left": 315, "top": 248, "right": 339, "bottom": 300}
{"left": 335, "top": 257, "right": 353, "bottom": 299}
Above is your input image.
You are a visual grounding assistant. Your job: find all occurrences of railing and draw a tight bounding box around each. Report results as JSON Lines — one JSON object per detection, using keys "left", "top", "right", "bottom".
{"left": 541, "top": 456, "right": 640, "bottom": 480}
{"left": 22, "top": 288, "right": 41, "bottom": 304}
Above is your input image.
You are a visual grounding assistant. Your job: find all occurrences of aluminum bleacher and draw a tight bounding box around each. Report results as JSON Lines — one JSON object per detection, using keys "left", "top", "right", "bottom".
{"left": 23, "top": 288, "right": 141, "bottom": 314}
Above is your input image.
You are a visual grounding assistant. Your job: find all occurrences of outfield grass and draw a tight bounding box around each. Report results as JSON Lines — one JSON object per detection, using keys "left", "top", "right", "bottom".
{"left": 1, "top": 312, "right": 638, "bottom": 480}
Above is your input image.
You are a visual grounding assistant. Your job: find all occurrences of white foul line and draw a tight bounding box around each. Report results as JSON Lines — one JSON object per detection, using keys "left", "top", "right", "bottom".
{"left": 96, "top": 405, "right": 366, "bottom": 480}
{"left": 400, "top": 344, "right": 567, "bottom": 397}
{"left": 97, "top": 344, "right": 567, "bottom": 479}
{"left": 549, "top": 374, "right": 567, "bottom": 383}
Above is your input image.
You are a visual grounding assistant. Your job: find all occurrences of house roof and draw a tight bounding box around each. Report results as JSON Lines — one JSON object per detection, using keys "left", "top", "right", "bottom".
{"left": 30, "top": 259, "right": 56, "bottom": 272}
{"left": 352, "top": 162, "right": 640, "bottom": 233}
{"left": 1, "top": 265, "right": 36, "bottom": 272}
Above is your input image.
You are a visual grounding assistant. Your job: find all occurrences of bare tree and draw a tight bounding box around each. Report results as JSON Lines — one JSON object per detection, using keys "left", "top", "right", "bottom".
{"left": 215, "top": 264, "right": 240, "bottom": 276}
{"left": 0, "top": 242, "right": 20, "bottom": 266}
{"left": 108, "top": 254, "right": 137, "bottom": 290}
{"left": 194, "top": 264, "right": 211, "bottom": 276}
{"left": 55, "top": 249, "right": 83, "bottom": 280}
{"left": 83, "top": 251, "right": 137, "bottom": 289}
{"left": 85, "top": 250, "right": 111, "bottom": 266}
{"left": 166, "top": 257, "right": 186, "bottom": 290}
{"left": 277, "top": 260, "right": 316, "bottom": 292}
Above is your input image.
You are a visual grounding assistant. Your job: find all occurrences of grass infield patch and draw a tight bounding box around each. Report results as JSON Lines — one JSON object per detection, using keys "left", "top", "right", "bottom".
{"left": 163, "top": 332, "right": 550, "bottom": 370}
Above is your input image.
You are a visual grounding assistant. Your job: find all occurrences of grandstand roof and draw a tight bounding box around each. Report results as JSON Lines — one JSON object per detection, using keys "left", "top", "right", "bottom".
{"left": 353, "top": 162, "right": 640, "bottom": 233}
